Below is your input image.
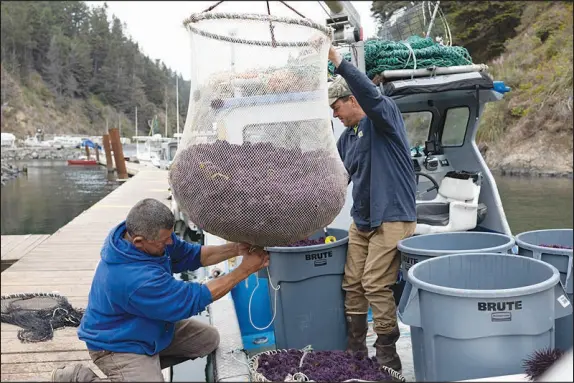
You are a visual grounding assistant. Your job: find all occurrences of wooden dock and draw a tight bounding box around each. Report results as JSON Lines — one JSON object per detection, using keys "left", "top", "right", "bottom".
{"left": 1, "top": 164, "right": 170, "bottom": 381}
{"left": 1, "top": 235, "right": 50, "bottom": 262}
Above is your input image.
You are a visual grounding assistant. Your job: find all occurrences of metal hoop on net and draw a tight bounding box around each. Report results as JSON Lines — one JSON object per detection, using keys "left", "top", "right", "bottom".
{"left": 182, "top": 12, "right": 333, "bottom": 47}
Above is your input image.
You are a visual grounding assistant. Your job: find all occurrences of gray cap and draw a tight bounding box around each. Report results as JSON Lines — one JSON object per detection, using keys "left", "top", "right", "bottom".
{"left": 328, "top": 75, "right": 353, "bottom": 106}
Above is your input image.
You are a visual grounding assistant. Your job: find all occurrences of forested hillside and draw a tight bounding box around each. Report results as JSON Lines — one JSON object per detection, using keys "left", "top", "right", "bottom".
{"left": 1, "top": 1, "right": 190, "bottom": 138}
{"left": 371, "top": 1, "right": 573, "bottom": 174}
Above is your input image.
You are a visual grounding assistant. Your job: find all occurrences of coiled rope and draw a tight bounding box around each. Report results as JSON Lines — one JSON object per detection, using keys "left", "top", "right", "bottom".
{"left": 328, "top": 35, "right": 473, "bottom": 80}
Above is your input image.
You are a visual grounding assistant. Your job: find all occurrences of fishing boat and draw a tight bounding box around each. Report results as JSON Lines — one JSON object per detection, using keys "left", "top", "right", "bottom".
{"left": 165, "top": 1, "right": 572, "bottom": 382}
{"left": 67, "top": 158, "right": 98, "bottom": 166}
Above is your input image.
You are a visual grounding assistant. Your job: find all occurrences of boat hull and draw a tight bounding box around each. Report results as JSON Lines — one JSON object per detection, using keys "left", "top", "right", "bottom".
{"left": 67, "top": 160, "right": 98, "bottom": 165}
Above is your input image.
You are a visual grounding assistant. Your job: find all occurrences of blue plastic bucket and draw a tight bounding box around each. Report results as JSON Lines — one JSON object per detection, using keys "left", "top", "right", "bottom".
{"left": 230, "top": 272, "right": 273, "bottom": 336}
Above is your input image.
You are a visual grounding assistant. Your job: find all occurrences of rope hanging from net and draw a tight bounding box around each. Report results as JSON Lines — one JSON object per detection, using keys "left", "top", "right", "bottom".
{"left": 1, "top": 293, "right": 84, "bottom": 343}
{"left": 328, "top": 35, "right": 474, "bottom": 80}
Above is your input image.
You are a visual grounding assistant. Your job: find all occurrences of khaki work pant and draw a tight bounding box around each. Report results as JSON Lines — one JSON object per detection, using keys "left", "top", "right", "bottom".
{"left": 342, "top": 221, "right": 416, "bottom": 335}
{"left": 53, "top": 319, "right": 220, "bottom": 382}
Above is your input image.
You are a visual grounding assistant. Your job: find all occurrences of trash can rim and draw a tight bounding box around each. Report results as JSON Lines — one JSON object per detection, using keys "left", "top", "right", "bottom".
{"left": 398, "top": 232, "right": 515, "bottom": 256}
{"left": 264, "top": 232, "right": 349, "bottom": 253}
{"left": 406, "top": 252, "right": 561, "bottom": 298}
{"left": 515, "top": 229, "right": 573, "bottom": 255}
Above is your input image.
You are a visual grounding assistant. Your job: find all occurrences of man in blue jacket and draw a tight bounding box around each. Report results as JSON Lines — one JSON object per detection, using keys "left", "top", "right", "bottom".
{"left": 52, "top": 198, "right": 269, "bottom": 381}
{"left": 328, "top": 45, "right": 417, "bottom": 373}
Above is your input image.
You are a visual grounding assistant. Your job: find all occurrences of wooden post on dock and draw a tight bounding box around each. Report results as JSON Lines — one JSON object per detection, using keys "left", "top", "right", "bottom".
{"left": 102, "top": 134, "right": 114, "bottom": 173}
{"left": 94, "top": 144, "right": 100, "bottom": 163}
{"left": 85, "top": 145, "right": 90, "bottom": 159}
{"left": 108, "top": 128, "right": 128, "bottom": 180}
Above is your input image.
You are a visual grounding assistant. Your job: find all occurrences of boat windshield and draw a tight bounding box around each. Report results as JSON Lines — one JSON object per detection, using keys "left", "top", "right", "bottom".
{"left": 169, "top": 145, "right": 178, "bottom": 160}
{"left": 403, "top": 111, "right": 432, "bottom": 149}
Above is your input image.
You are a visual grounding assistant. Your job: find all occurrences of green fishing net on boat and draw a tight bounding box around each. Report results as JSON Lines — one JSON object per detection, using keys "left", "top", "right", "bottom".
{"left": 328, "top": 35, "right": 474, "bottom": 80}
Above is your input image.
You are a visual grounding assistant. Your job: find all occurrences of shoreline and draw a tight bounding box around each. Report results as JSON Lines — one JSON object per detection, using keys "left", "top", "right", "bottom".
{"left": 1, "top": 146, "right": 84, "bottom": 161}
{"left": 1, "top": 146, "right": 572, "bottom": 180}
{"left": 492, "top": 168, "right": 573, "bottom": 179}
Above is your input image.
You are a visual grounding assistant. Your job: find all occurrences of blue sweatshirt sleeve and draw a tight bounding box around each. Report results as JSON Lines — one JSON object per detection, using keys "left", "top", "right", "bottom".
{"left": 127, "top": 271, "right": 213, "bottom": 322}
{"left": 335, "top": 59, "right": 402, "bottom": 135}
{"left": 167, "top": 233, "right": 203, "bottom": 273}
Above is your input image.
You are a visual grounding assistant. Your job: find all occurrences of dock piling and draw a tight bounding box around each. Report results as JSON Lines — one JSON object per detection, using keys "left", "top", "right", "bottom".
{"left": 102, "top": 134, "right": 114, "bottom": 173}
{"left": 108, "top": 128, "right": 128, "bottom": 180}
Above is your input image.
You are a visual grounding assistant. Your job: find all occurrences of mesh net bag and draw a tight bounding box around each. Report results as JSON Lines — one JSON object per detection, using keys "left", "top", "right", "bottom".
{"left": 248, "top": 346, "right": 406, "bottom": 382}
{"left": 1, "top": 293, "right": 84, "bottom": 343}
{"left": 169, "top": 12, "right": 349, "bottom": 247}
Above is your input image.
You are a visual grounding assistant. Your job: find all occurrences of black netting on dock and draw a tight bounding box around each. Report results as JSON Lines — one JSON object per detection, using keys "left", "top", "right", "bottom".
{"left": 1, "top": 293, "right": 84, "bottom": 343}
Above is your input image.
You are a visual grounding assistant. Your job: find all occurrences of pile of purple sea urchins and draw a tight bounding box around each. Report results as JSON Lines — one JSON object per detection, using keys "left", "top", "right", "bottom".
{"left": 169, "top": 140, "right": 348, "bottom": 247}
{"left": 539, "top": 244, "right": 573, "bottom": 249}
{"left": 255, "top": 349, "right": 397, "bottom": 382}
{"left": 285, "top": 237, "right": 326, "bottom": 247}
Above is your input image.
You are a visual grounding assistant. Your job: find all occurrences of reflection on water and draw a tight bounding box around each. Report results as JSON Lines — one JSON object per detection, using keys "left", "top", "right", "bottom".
{"left": 496, "top": 176, "right": 573, "bottom": 234}
{"left": 1, "top": 160, "right": 120, "bottom": 235}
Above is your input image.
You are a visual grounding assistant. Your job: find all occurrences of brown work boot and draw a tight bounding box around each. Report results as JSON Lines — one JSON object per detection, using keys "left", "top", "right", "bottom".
{"left": 374, "top": 326, "right": 402, "bottom": 373}
{"left": 345, "top": 313, "right": 368, "bottom": 354}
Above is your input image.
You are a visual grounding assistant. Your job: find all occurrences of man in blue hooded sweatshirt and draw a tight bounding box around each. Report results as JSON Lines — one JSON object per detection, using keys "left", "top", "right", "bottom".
{"left": 52, "top": 198, "right": 269, "bottom": 382}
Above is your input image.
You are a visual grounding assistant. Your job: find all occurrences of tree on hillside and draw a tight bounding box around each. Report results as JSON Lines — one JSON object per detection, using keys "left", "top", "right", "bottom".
{"left": 44, "top": 35, "right": 64, "bottom": 97}
{"left": 0, "top": 0, "right": 191, "bottom": 136}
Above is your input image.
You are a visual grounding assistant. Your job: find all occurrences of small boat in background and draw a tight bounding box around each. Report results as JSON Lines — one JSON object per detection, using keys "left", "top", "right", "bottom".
{"left": 67, "top": 158, "right": 98, "bottom": 166}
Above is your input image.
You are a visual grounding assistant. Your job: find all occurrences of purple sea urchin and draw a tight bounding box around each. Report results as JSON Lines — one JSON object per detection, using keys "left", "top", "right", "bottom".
{"left": 523, "top": 347, "right": 565, "bottom": 381}
{"left": 539, "top": 244, "right": 573, "bottom": 249}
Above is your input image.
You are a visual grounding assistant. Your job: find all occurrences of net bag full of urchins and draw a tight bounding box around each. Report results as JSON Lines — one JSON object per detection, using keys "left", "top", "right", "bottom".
{"left": 169, "top": 12, "right": 349, "bottom": 247}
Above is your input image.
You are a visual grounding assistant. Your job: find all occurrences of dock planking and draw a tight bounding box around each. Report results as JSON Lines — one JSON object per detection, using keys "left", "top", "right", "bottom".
{"left": 1, "top": 163, "right": 169, "bottom": 381}
{"left": 1, "top": 235, "right": 51, "bottom": 262}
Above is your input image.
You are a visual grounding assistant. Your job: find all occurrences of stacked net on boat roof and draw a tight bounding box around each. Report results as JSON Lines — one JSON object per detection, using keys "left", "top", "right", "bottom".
{"left": 1, "top": 293, "right": 84, "bottom": 343}
{"left": 328, "top": 1, "right": 474, "bottom": 81}
{"left": 169, "top": 12, "right": 348, "bottom": 247}
{"left": 328, "top": 36, "right": 474, "bottom": 81}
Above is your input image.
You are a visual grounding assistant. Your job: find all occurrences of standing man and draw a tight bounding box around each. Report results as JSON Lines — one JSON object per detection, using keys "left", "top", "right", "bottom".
{"left": 52, "top": 198, "right": 269, "bottom": 382}
{"left": 328, "top": 46, "right": 417, "bottom": 373}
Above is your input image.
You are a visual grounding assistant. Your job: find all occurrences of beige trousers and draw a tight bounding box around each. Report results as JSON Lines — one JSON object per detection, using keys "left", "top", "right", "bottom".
{"left": 342, "top": 221, "right": 416, "bottom": 334}
{"left": 53, "top": 319, "right": 220, "bottom": 382}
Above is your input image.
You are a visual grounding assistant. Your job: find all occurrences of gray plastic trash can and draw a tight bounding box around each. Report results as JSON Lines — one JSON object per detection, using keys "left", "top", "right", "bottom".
{"left": 398, "top": 252, "right": 572, "bottom": 382}
{"left": 259, "top": 228, "right": 349, "bottom": 351}
{"left": 515, "top": 229, "right": 573, "bottom": 351}
{"left": 398, "top": 232, "right": 515, "bottom": 272}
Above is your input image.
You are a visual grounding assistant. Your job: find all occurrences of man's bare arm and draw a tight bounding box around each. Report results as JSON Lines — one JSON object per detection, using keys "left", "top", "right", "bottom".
{"left": 203, "top": 249, "right": 269, "bottom": 301}
{"left": 200, "top": 243, "right": 238, "bottom": 267}
{"left": 204, "top": 266, "right": 251, "bottom": 301}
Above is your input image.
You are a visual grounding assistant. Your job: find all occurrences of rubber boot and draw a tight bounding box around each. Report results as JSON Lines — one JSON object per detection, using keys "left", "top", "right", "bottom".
{"left": 374, "top": 325, "right": 402, "bottom": 373}
{"left": 345, "top": 313, "right": 368, "bottom": 354}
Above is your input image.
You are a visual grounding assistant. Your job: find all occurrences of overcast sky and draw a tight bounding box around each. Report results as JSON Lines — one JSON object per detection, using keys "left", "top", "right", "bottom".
{"left": 84, "top": 1, "right": 379, "bottom": 80}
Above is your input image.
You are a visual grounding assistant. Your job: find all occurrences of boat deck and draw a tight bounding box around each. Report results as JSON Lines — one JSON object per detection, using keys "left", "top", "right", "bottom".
{"left": 0, "top": 165, "right": 169, "bottom": 381}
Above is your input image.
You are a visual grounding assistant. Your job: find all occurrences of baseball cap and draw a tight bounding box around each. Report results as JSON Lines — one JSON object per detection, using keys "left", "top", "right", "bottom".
{"left": 328, "top": 75, "right": 353, "bottom": 106}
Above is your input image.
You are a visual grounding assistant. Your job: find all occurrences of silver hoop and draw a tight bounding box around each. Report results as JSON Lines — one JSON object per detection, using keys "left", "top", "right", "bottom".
{"left": 183, "top": 12, "right": 333, "bottom": 47}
